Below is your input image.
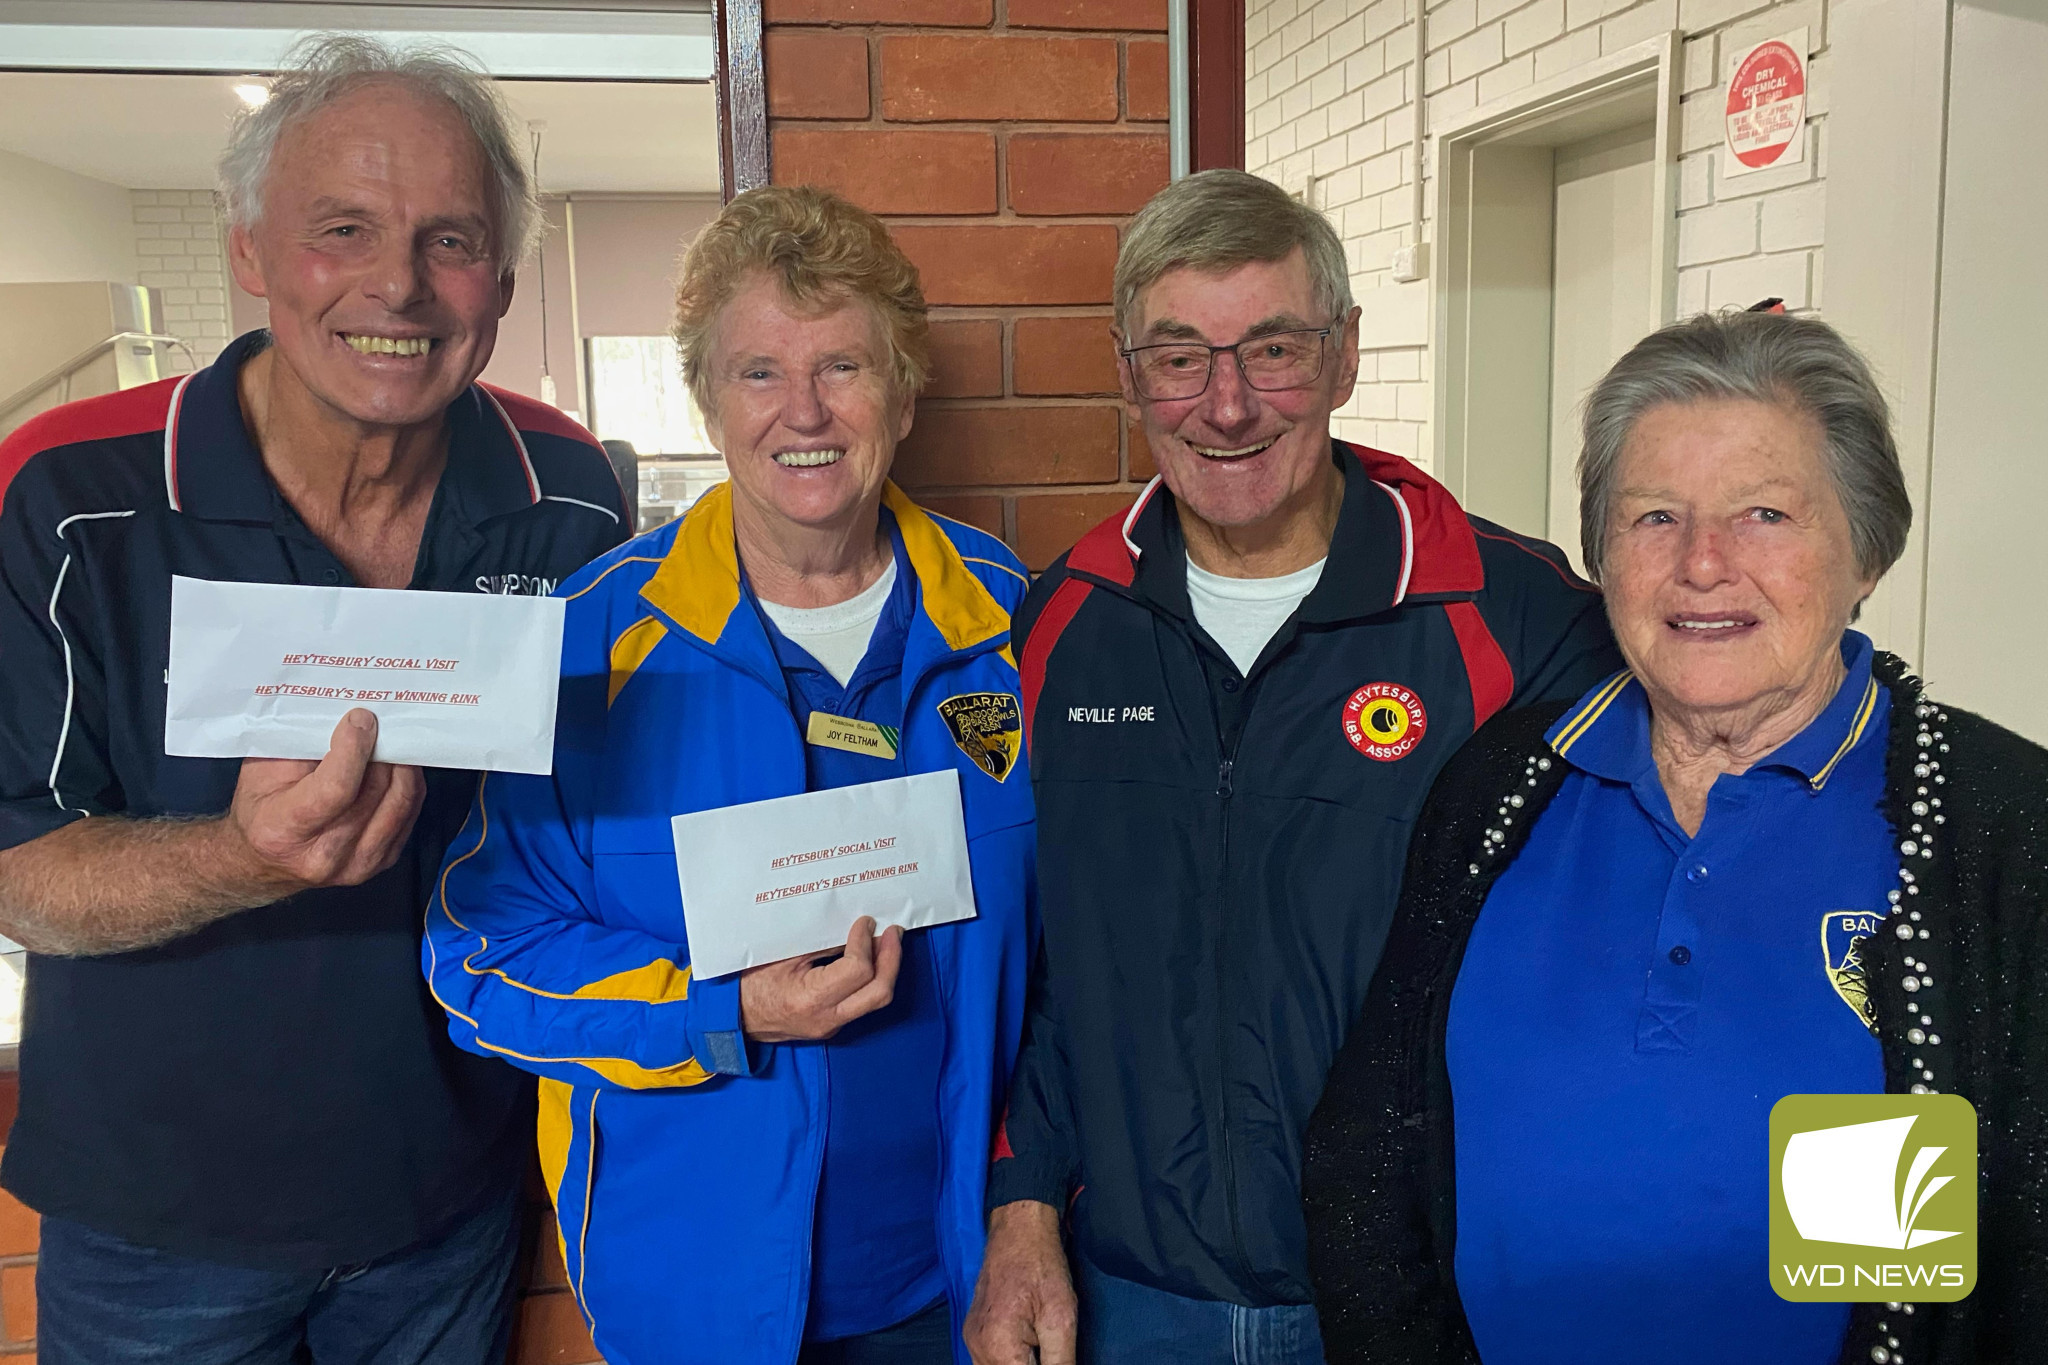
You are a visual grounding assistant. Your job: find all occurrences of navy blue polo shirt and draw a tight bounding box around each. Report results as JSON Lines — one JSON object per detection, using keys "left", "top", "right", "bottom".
{"left": 746, "top": 523, "right": 950, "bottom": 1341}
{"left": 1446, "top": 631, "right": 1892, "bottom": 1363}
{"left": 0, "top": 330, "right": 628, "bottom": 1269}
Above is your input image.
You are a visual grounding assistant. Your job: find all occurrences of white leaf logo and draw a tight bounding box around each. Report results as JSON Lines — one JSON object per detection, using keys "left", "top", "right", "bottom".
{"left": 1781, "top": 1115, "right": 1960, "bottom": 1250}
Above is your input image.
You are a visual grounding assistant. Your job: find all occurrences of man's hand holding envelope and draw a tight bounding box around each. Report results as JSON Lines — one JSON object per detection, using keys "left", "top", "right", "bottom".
{"left": 0, "top": 707, "right": 425, "bottom": 958}
{"left": 145, "top": 572, "right": 571, "bottom": 910}
{"left": 224, "top": 709, "right": 425, "bottom": 900}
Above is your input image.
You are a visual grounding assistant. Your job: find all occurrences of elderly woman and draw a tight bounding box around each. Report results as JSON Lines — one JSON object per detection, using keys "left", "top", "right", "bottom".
{"left": 1300, "top": 311, "right": 2048, "bottom": 1364}
{"left": 426, "top": 187, "right": 1036, "bottom": 1365}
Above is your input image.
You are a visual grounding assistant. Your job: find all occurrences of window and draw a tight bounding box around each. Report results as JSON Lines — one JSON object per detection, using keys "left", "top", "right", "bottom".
{"left": 586, "top": 335, "right": 729, "bottom": 529}
{"left": 638, "top": 458, "right": 728, "bottom": 531}
{"left": 586, "top": 335, "right": 719, "bottom": 456}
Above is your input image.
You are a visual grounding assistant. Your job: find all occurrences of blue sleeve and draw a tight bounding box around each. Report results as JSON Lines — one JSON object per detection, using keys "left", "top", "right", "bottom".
{"left": 422, "top": 577, "right": 749, "bottom": 1090}
{"left": 425, "top": 770, "right": 748, "bottom": 1090}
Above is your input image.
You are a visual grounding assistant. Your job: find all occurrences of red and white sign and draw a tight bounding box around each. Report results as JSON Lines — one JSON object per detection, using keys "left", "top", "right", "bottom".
{"left": 1723, "top": 28, "right": 1808, "bottom": 177}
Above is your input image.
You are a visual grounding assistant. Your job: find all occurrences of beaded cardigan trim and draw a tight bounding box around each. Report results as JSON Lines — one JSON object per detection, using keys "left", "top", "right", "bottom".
{"left": 1303, "top": 650, "right": 2048, "bottom": 1365}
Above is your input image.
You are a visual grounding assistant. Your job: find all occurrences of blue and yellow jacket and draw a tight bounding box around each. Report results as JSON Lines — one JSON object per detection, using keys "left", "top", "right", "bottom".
{"left": 424, "top": 482, "right": 1037, "bottom": 1365}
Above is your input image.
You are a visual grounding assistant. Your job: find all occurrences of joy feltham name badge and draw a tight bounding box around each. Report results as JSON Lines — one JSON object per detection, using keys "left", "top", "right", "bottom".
{"left": 670, "top": 769, "right": 977, "bottom": 979}
{"left": 163, "top": 576, "right": 565, "bottom": 774}
{"left": 806, "top": 711, "right": 900, "bottom": 760}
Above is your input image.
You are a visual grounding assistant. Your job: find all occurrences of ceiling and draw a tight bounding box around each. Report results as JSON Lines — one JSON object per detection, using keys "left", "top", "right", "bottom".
{"left": 0, "top": 70, "right": 720, "bottom": 192}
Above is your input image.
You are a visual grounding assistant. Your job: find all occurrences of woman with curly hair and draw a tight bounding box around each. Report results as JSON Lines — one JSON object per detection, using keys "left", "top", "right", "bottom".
{"left": 428, "top": 186, "right": 1037, "bottom": 1365}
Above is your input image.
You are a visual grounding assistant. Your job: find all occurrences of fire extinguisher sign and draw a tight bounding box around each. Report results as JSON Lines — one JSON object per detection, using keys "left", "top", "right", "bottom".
{"left": 1723, "top": 28, "right": 1808, "bottom": 178}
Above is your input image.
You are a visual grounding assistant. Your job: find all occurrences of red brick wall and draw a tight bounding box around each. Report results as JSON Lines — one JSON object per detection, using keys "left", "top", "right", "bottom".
{"left": 0, "top": 1077, "right": 32, "bottom": 1360}
{"left": 508, "top": 14, "right": 1175, "bottom": 1355}
{"left": 767, "top": 0, "right": 1170, "bottom": 568}
{"left": 508, "top": 1167, "right": 597, "bottom": 1364}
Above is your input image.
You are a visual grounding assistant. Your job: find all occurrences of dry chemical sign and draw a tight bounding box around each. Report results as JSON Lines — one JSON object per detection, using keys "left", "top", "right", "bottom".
{"left": 1723, "top": 28, "right": 1808, "bottom": 177}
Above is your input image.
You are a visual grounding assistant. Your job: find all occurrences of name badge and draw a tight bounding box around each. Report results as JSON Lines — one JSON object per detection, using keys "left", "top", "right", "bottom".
{"left": 807, "top": 711, "right": 899, "bottom": 760}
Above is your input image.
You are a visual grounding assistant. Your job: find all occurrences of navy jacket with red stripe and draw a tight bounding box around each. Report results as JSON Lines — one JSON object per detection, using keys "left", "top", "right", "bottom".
{"left": 988, "top": 441, "right": 1621, "bottom": 1307}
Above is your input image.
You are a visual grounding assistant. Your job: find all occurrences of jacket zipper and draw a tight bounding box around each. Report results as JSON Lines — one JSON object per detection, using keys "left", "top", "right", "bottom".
{"left": 1212, "top": 670, "right": 1263, "bottom": 1295}
{"left": 1078, "top": 567, "right": 1279, "bottom": 1294}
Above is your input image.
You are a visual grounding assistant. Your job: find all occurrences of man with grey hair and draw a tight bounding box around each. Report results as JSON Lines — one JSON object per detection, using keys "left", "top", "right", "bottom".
{"left": 0, "top": 34, "right": 624, "bottom": 1361}
{"left": 965, "top": 169, "right": 1621, "bottom": 1364}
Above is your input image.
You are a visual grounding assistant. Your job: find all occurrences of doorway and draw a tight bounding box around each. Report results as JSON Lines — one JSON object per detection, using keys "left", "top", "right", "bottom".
{"left": 1546, "top": 122, "right": 1656, "bottom": 570}
{"left": 1822, "top": 0, "right": 2048, "bottom": 744}
{"left": 1430, "top": 34, "right": 1679, "bottom": 569}
{"left": 0, "top": 4, "right": 748, "bottom": 528}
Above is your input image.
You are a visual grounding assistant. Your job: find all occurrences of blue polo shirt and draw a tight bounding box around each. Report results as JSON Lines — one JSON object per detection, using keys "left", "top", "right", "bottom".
{"left": 1447, "top": 632, "right": 1892, "bottom": 1364}
{"left": 747, "top": 521, "right": 949, "bottom": 1342}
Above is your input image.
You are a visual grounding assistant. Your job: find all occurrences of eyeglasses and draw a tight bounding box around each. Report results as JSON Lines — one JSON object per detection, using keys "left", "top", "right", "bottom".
{"left": 1119, "top": 327, "right": 1336, "bottom": 402}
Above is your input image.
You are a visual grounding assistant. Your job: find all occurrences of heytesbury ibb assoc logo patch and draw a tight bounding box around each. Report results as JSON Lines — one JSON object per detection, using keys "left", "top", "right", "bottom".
{"left": 1342, "top": 682, "right": 1427, "bottom": 761}
{"left": 1770, "top": 1093, "right": 1977, "bottom": 1303}
{"left": 937, "top": 692, "right": 1023, "bottom": 782}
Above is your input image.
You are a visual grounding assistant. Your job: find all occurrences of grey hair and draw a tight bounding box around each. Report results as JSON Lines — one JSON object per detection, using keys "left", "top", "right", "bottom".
{"left": 218, "top": 33, "right": 541, "bottom": 269}
{"left": 1578, "top": 310, "right": 1913, "bottom": 584}
{"left": 1113, "top": 169, "right": 1354, "bottom": 337}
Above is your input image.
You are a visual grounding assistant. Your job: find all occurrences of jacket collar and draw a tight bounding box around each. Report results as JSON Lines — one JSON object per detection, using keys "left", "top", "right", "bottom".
{"left": 165, "top": 329, "right": 544, "bottom": 525}
{"left": 638, "top": 480, "right": 1013, "bottom": 656}
{"left": 1066, "top": 439, "right": 1486, "bottom": 620}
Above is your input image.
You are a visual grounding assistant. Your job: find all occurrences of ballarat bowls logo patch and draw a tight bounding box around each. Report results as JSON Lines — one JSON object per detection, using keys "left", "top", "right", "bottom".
{"left": 1343, "top": 682, "right": 1427, "bottom": 762}
{"left": 938, "top": 692, "right": 1023, "bottom": 782}
{"left": 1822, "top": 909, "right": 1882, "bottom": 1028}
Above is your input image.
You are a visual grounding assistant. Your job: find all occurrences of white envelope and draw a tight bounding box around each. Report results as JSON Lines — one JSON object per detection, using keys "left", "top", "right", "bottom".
{"left": 164, "top": 576, "right": 566, "bottom": 774}
{"left": 672, "top": 769, "right": 978, "bottom": 979}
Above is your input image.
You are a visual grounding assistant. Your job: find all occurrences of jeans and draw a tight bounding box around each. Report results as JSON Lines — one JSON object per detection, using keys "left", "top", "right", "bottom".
{"left": 35, "top": 1186, "right": 522, "bottom": 1365}
{"left": 798, "top": 1297, "right": 955, "bottom": 1365}
{"left": 1076, "top": 1255, "right": 1326, "bottom": 1365}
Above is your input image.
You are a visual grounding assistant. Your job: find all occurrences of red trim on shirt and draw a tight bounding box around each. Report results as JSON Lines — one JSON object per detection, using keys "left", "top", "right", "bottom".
{"left": 1059, "top": 439, "right": 1490, "bottom": 623}
{"left": 1066, "top": 511, "right": 1140, "bottom": 586}
{"left": 1471, "top": 526, "right": 1599, "bottom": 593}
{"left": 480, "top": 382, "right": 604, "bottom": 452}
{"left": 1444, "top": 600, "right": 1516, "bottom": 730}
{"left": 0, "top": 377, "right": 181, "bottom": 507}
{"left": 1021, "top": 577, "right": 1095, "bottom": 751}
{"left": 1339, "top": 442, "right": 1486, "bottom": 597}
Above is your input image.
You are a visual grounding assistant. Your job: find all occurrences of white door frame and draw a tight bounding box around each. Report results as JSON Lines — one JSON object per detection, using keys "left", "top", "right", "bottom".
{"left": 1428, "top": 32, "right": 1682, "bottom": 520}
{"left": 1821, "top": 0, "right": 1952, "bottom": 670}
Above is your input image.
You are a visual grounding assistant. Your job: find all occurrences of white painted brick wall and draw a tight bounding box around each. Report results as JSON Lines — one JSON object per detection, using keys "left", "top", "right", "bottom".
{"left": 133, "top": 190, "right": 232, "bottom": 373}
{"left": 1246, "top": 0, "right": 1832, "bottom": 469}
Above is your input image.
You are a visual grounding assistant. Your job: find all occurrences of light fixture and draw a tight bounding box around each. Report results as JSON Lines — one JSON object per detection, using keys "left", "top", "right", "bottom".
{"left": 233, "top": 82, "right": 270, "bottom": 108}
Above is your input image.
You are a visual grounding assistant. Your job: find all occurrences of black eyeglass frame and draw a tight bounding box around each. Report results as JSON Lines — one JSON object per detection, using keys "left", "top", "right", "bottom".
{"left": 1118, "top": 326, "right": 1339, "bottom": 401}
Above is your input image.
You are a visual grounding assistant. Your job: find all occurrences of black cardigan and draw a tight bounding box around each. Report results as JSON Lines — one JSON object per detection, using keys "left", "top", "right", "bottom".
{"left": 1301, "top": 652, "right": 2048, "bottom": 1365}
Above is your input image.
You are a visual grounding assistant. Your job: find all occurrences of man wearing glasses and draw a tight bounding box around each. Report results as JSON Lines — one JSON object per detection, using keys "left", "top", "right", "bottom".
{"left": 964, "top": 170, "right": 1621, "bottom": 1365}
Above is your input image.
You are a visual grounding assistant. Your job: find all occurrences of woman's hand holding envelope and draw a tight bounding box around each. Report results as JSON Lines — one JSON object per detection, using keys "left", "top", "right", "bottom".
{"left": 738, "top": 916, "right": 905, "bottom": 1043}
